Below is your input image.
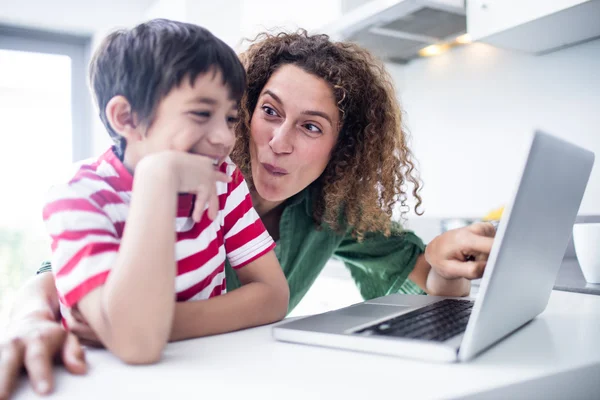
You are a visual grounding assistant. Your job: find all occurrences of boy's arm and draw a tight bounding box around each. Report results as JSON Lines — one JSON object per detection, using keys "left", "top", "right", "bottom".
{"left": 72, "top": 152, "right": 230, "bottom": 363}
{"left": 74, "top": 159, "right": 177, "bottom": 364}
{"left": 168, "top": 163, "right": 287, "bottom": 341}
{"left": 169, "top": 250, "right": 289, "bottom": 341}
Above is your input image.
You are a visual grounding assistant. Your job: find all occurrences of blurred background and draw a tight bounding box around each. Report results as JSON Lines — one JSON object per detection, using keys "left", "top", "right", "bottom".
{"left": 1, "top": 0, "right": 599, "bottom": 321}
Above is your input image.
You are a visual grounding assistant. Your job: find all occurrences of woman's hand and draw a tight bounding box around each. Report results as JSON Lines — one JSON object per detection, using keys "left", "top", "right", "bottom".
{"left": 425, "top": 222, "right": 496, "bottom": 281}
{"left": 0, "top": 314, "right": 87, "bottom": 399}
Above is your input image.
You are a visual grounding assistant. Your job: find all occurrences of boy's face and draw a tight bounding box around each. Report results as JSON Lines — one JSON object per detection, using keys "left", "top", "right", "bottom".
{"left": 125, "top": 69, "right": 238, "bottom": 168}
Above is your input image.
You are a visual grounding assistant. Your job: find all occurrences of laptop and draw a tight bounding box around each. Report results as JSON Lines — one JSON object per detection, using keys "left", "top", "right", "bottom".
{"left": 272, "top": 131, "right": 595, "bottom": 362}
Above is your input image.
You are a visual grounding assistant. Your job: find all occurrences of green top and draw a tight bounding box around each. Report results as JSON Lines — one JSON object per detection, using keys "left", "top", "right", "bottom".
{"left": 226, "top": 188, "right": 426, "bottom": 312}
{"left": 38, "top": 188, "right": 427, "bottom": 313}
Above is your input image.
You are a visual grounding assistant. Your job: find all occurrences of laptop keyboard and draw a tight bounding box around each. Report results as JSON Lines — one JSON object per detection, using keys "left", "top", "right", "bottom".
{"left": 355, "top": 299, "right": 474, "bottom": 342}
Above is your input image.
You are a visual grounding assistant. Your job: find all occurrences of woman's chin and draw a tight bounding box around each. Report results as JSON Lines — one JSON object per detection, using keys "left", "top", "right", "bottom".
{"left": 255, "top": 178, "right": 289, "bottom": 203}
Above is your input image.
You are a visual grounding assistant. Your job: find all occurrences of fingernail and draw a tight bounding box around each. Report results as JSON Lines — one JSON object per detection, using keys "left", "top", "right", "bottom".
{"left": 37, "top": 381, "right": 50, "bottom": 394}
{"left": 31, "top": 329, "right": 44, "bottom": 341}
{"left": 70, "top": 353, "right": 85, "bottom": 365}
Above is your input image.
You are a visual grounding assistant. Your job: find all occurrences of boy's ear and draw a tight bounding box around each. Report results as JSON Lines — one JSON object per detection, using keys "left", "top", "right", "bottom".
{"left": 104, "top": 96, "right": 143, "bottom": 141}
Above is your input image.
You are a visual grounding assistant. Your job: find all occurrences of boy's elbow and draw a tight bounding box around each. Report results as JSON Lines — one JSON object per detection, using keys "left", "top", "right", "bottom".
{"left": 104, "top": 314, "right": 169, "bottom": 365}
{"left": 118, "top": 350, "right": 161, "bottom": 366}
{"left": 270, "top": 283, "right": 290, "bottom": 321}
{"left": 101, "top": 301, "right": 172, "bottom": 365}
{"left": 112, "top": 337, "right": 165, "bottom": 365}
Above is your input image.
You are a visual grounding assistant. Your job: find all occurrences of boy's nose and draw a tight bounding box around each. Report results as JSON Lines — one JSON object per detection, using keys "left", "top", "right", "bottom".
{"left": 209, "top": 122, "right": 236, "bottom": 149}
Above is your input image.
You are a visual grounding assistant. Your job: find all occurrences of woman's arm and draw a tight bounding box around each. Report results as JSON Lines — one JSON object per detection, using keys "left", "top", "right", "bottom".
{"left": 388, "top": 222, "right": 496, "bottom": 297}
{"left": 170, "top": 251, "right": 289, "bottom": 341}
{"left": 334, "top": 225, "right": 427, "bottom": 299}
{"left": 334, "top": 221, "right": 495, "bottom": 299}
{"left": 9, "top": 270, "right": 60, "bottom": 323}
{"left": 409, "top": 254, "right": 471, "bottom": 297}
{"left": 0, "top": 272, "right": 87, "bottom": 399}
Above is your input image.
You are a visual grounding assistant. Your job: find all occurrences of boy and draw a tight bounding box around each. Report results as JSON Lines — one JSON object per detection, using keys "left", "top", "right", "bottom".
{"left": 42, "top": 19, "right": 289, "bottom": 365}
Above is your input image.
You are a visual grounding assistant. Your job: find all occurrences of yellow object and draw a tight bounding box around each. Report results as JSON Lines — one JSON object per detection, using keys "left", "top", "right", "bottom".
{"left": 418, "top": 43, "right": 451, "bottom": 57}
{"left": 454, "top": 34, "right": 472, "bottom": 44}
{"left": 483, "top": 206, "right": 504, "bottom": 221}
{"left": 417, "top": 34, "right": 472, "bottom": 58}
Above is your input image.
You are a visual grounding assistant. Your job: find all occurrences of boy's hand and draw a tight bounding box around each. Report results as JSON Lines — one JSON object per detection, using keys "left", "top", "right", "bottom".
{"left": 171, "top": 153, "right": 231, "bottom": 222}
{"left": 138, "top": 152, "right": 231, "bottom": 222}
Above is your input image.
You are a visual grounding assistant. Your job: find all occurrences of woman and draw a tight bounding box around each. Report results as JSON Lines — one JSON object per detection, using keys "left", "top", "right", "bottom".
{"left": 0, "top": 31, "right": 494, "bottom": 398}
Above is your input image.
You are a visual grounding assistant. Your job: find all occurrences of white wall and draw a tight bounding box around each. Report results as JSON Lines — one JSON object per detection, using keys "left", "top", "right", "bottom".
{"left": 88, "top": 5, "right": 160, "bottom": 157}
{"left": 83, "top": 2, "right": 600, "bottom": 221}
{"left": 391, "top": 38, "right": 600, "bottom": 219}
{"left": 0, "top": 0, "right": 154, "bottom": 34}
{"left": 240, "top": 0, "right": 341, "bottom": 45}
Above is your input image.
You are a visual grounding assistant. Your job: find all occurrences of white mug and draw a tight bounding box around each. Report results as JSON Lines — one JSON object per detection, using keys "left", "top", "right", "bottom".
{"left": 572, "top": 223, "right": 600, "bottom": 284}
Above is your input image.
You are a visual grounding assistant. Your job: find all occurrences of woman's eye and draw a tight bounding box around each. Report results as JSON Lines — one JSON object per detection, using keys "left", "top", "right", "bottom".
{"left": 262, "top": 106, "right": 278, "bottom": 117}
{"left": 304, "top": 123, "right": 322, "bottom": 134}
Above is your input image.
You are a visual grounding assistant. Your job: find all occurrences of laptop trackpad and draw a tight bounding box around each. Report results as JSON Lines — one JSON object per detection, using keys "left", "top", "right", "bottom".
{"left": 337, "top": 304, "right": 411, "bottom": 319}
{"left": 282, "top": 304, "right": 412, "bottom": 334}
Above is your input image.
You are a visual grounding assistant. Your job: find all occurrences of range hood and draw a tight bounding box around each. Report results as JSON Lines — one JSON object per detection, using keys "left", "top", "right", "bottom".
{"left": 324, "top": 0, "right": 467, "bottom": 63}
{"left": 469, "top": 0, "right": 600, "bottom": 55}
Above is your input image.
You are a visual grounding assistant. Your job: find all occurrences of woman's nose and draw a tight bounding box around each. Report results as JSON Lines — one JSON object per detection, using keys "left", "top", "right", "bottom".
{"left": 269, "top": 123, "right": 293, "bottom": 154}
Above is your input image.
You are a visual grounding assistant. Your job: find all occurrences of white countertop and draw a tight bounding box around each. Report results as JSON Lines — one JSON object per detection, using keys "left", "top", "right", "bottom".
{"left": 13, "top": 290, "right": 600, "bottom": 400}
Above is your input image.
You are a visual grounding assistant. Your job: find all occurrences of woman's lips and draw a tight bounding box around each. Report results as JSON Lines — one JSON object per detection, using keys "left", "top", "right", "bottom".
{"left": 262, "top": 163, "right": 289, "bottom": 176}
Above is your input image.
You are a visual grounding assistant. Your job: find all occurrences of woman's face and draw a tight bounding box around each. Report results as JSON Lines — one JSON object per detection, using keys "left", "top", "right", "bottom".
{"left": 249, "top": 64, "right": 340, "bottom": 203}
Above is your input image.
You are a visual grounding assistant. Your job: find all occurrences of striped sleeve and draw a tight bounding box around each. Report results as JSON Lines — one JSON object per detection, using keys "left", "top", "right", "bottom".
{"left": 223, "top": 167, "right": 275, "bottom": 269}
{"left": 43, "top": 182, "right": 121, "bottom": 308}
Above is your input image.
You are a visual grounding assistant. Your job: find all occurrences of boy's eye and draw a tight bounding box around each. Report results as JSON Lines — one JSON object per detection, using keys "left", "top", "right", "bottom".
{"left": 227, "top": 116, "right": 240, "bottom": 125}
{"left": 262, "top": 106, "right": 278, "bottom": 117}
{"left": 190, "top": 111, "right": 211, "bottom": 119}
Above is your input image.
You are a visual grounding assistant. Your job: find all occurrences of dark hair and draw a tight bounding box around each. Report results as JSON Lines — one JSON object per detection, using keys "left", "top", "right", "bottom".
{"left": 89, "top": 18, "right": 246, "bottom": 157}
{"left": 232, "top": 31, "right": 423, "bottom": 239}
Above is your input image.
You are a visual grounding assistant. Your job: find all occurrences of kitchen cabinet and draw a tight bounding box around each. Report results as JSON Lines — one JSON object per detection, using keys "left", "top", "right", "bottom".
{"left": 467, "top": 0, "right": 600, "bottom": 53}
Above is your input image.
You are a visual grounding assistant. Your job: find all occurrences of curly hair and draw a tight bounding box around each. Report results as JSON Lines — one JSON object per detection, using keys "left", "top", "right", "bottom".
{"left": 231, "top": 30, "right": 423, "bottom": 239}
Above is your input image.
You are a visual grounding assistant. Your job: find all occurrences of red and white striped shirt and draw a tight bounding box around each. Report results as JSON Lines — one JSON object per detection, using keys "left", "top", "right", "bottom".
{"left": 43, "top": 148, "right": 275, "bottom": 308}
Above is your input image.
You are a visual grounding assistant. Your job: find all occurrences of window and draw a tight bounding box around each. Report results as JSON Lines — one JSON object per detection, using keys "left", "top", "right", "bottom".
{"left": 0, "top": 25, "right": 91, "bottom": 320}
